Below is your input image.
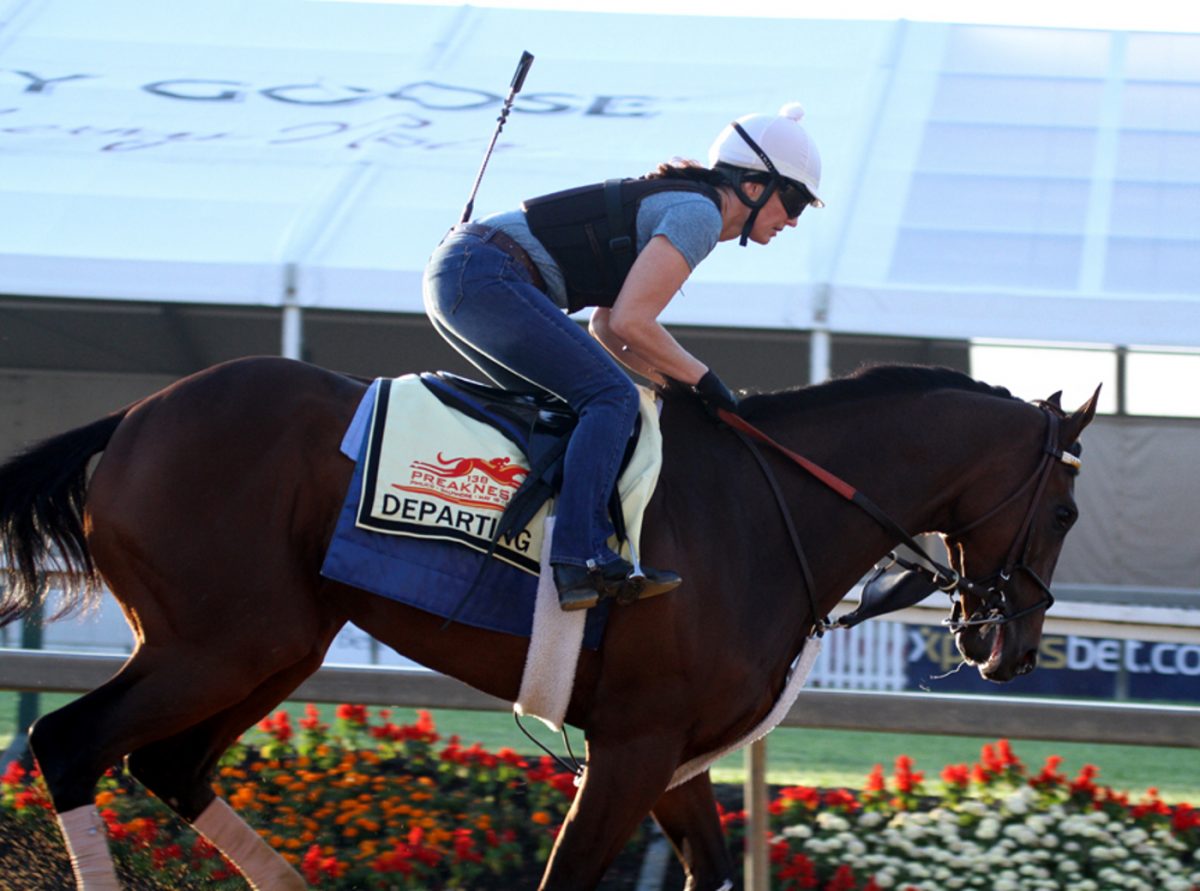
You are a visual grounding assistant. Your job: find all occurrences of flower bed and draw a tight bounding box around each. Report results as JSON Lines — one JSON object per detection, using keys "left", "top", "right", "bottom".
{"left": 1, "top": 706, "right": 1198, "bottom": 890}
{"left": 719, "top": 740, "right": 1200, "bottom": 891}
{"left": 0, "top": 706, "right": 592, "bottom": 889}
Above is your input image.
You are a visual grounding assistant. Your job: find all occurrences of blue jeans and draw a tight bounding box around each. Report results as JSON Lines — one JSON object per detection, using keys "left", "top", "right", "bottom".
{"left": 422, "top": 228, "right": 640, "bottom": 569}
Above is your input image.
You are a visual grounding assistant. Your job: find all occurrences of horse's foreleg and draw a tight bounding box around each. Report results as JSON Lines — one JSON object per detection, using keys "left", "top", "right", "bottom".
{"left": 651, "top": 770, "right": 737, "bottom": 891}
{"left": 538, "top": 735, "right": 681, "bottom": 891}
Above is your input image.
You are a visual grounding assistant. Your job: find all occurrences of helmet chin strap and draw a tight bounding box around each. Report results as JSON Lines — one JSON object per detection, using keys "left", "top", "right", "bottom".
{"left": 726, "top": 122, "right": 784, "bottom": 247}
{"left": 730, "top": 175, "right": 778, "bottom": 246}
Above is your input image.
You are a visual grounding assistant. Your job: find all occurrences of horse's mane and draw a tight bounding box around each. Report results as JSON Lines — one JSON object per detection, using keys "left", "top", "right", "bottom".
{"left": 734, "top": 364, "right": 1015, "bottom": 420}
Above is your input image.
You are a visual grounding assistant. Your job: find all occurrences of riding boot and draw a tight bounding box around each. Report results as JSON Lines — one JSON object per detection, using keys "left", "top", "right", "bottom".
{"left": 553, "top": 558, "right": 682, "bottom": 611}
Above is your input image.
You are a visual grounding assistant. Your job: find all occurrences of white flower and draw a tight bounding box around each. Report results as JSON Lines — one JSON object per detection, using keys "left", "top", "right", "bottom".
{"left": 858, "top": 811, "right": 884, "bottom": 829}
{"left": 993, "top": 880, "right": 1019, "bottom": 891}
{"left": 1121, "top": 827, "right": 1150, "bottom": 845}
{"left": 1002, "top": 824, "right": 1037, "bottom": 846}
{"left": 1001, "top": 787, "right": 1034, "bottom": 815}
{"left": 843, "top": 836, "right": 867, "bottom": 857}
{"left": 1040, "top": 833, "right": 1059, "bottom": 848}
{"left": 1164, "top": 879, "right": 1192, "bottom": 891}
{"left": 976, "top": 817, "right": 1000, "bottom": 840}
{"left": 1097, "top": 866, "right": 1122, "bottom": 883}
{"left": 816, "top": 812, "right": 850, "bottom": 832}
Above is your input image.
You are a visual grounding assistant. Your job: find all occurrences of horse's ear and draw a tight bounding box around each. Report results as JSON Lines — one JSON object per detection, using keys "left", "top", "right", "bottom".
{"left": 1045, "top": 391, "right": 1063, "bottom": 409}
{"left": 1061, "top": 384, "right": 1102, "bottom": 445}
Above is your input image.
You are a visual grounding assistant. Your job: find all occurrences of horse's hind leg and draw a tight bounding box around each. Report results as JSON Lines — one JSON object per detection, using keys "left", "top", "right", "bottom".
{"left": 29, "top": 673, "right": 140, "bottom": 890}
{"left": 126, "top": 647, "right": 335, "bottom": 891}
{"left": 29, "top": 638, "right": 323, "bottom": 890}
{"left": 651, "top": 771, "right": 736, "bottom": 891}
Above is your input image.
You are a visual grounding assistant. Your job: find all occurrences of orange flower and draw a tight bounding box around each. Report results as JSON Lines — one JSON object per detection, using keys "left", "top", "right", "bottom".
{"left": 531, "top": 811, "right": 552, "bottom": 825}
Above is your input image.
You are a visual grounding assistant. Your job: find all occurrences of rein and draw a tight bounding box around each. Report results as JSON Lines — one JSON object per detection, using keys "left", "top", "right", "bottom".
{"left": 717, "top": 405, "right": 1078, "bottom": 638}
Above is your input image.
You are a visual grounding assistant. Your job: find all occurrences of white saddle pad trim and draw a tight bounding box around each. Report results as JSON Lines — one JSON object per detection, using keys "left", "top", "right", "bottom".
{"left": 667, "top": 638, "right": 822, "bottom": 790}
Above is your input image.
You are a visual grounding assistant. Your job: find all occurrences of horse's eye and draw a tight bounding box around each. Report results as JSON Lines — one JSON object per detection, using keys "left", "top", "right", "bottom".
{"left": 1054, "top": 505, "right": 1077, "bottom": 531}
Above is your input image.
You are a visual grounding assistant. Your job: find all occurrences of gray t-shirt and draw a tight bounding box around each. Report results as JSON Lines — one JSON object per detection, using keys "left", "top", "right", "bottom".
{"left": 479, "top": 188, "right": 723, "bottom": 310}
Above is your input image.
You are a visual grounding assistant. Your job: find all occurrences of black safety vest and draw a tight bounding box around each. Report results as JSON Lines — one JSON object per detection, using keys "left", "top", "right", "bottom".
{"left": 522, "top": 178, "right": 722, "bottom": 313}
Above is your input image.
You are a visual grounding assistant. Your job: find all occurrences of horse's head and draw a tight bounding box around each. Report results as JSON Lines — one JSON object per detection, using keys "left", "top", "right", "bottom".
{"left": 943, "top": 387, "right": 1100, "bottom": 682}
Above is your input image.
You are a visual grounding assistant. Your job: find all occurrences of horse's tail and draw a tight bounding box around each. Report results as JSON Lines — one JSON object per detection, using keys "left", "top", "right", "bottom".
{"left": 0, "top": 409, "right": 130, "bottom": 626}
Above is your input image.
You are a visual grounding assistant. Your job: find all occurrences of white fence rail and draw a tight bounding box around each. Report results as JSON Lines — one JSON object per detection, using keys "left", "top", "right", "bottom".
{"left": 4, "top": 648, "right": 1198, "bottom": 747}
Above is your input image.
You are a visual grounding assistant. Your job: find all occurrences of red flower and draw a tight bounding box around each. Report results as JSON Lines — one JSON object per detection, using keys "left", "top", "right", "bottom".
{"left": 1, "top": 761, "right": 25, "bottom": 786}
{"left": 821, "top": 788, "right": 860, "bottom": 813}
{"left": 778, "top": 851, "right": 818, "bottom": 889}
{"left": 300, "top": 844, "right": 344, "bottom": 882}
{"left": 335, "top": 703, "right": 368, "bottom": 725}
{"left": 453, "top": 827, "right": 483, "bottom": 863}
{"left": 1030, "top": 754, "right": 1065, "bottom": 790}
{"left": 941, "top": 764, "right": 970, "bottom": 788}
{"left": 298, "top": 703, "right": 326, "bottom": 732}
{"left": 257, "top": 710, "right": 293, "bottom": 743}
{"left": 779, "top": 785, "right": 822, "bottom": 809}
{"left": 1171, "top": 803, "right": 1199, "bottom": 833}
{"left": 824, "top": 864, "right": 858, "bottom": 891}
{"left": 893, "top": 755, "right": 924, "bottom": 794}
{"left": 865, "top": 764, "right": 885, "bottom": 794}
{"left": 1070, "top": 764, "right": 1100, "bottom": 801}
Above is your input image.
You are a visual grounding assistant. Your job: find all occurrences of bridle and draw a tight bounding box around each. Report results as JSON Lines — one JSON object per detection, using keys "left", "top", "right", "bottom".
{"left": 717, "top": 404, "right": 1082, "bottom": 638}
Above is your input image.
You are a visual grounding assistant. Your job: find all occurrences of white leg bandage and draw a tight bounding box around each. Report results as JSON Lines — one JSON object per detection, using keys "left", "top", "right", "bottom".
{"left": 193, "top": 798, "right": 307, "bottom": 890}
{"left": 57, "top": 805, "right": 121, "bottom": 891}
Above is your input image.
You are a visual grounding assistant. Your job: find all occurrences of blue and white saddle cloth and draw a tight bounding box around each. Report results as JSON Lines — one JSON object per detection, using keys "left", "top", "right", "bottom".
{"left": 320, "top": 375, "right": 663, "bottom": 650}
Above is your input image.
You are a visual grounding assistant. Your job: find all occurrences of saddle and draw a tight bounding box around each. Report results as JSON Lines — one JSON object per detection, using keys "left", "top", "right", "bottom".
{"left": 418, "top": 372, "right": 641, "bottom": 551}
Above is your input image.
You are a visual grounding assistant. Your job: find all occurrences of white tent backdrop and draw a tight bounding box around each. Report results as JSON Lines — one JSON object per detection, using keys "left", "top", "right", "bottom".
{"left": 1, "top": 0, "right": 1198, "bottom": 343}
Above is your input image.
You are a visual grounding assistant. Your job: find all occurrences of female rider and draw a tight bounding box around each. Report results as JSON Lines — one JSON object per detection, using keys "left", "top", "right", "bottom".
{"left": 423, "top": 102, "right": 823, "bottom": 611}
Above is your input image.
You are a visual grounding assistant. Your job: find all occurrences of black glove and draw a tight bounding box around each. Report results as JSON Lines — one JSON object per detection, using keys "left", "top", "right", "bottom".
{"left": 694, "top": 369, "right": 739, "bottom": 418}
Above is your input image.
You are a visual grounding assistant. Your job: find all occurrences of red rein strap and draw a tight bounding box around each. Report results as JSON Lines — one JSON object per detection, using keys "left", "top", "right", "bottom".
{"left": 718, "top": 410, "right": 858, "bottom": 501}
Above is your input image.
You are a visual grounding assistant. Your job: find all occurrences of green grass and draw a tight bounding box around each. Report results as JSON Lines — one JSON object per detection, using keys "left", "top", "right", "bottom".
{"left": 5, "top": 693, "right": 1198, "bottom": 803}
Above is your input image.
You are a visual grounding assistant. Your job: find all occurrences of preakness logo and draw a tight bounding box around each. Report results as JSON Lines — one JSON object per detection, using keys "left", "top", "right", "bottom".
{"left": 394, "top": 453, "right": 528, "bottom": 510}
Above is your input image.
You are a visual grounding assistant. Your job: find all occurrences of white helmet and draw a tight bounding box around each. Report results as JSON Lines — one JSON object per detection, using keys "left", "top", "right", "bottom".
{"left": 708, "top": 102, "right": 823, "bottom": 206}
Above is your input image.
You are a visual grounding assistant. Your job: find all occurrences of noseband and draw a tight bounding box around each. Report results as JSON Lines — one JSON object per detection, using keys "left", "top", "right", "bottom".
{"left": 933, "top": 407, "right": 1076, "bottom": 633}
{"left": 718, "top": 405, "right": 1081, "bottom": 637}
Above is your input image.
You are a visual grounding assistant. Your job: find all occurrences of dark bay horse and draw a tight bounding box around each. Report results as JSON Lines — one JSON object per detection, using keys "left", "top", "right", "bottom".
{"left": 0, "top": 358, "right": 1098, "bottom": 890}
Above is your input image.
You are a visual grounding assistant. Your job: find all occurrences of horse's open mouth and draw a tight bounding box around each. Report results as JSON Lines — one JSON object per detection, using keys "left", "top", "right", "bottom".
{"left": 956, "top": 623, "right": 1006, "bottom": 678}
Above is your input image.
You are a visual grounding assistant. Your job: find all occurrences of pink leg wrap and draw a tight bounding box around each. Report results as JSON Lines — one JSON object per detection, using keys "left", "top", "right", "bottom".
{"left": 56, "top": 804, "right": 121, "bottom": 891}
{"left": 193, "top": 798, "right": 307, "bottom": 890}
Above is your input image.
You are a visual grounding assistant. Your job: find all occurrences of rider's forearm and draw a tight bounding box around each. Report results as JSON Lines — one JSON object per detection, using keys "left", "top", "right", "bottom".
{"left": 589, "top": 309, "right": 670, "bottom": 385}
{"left": 593, "top": 308, "right": 708, "bottom": 385}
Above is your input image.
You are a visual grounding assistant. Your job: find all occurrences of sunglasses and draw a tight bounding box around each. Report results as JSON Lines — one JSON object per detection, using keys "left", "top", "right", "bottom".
{"left": 776, "top": 180, "right": 810, "bottom": 219}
